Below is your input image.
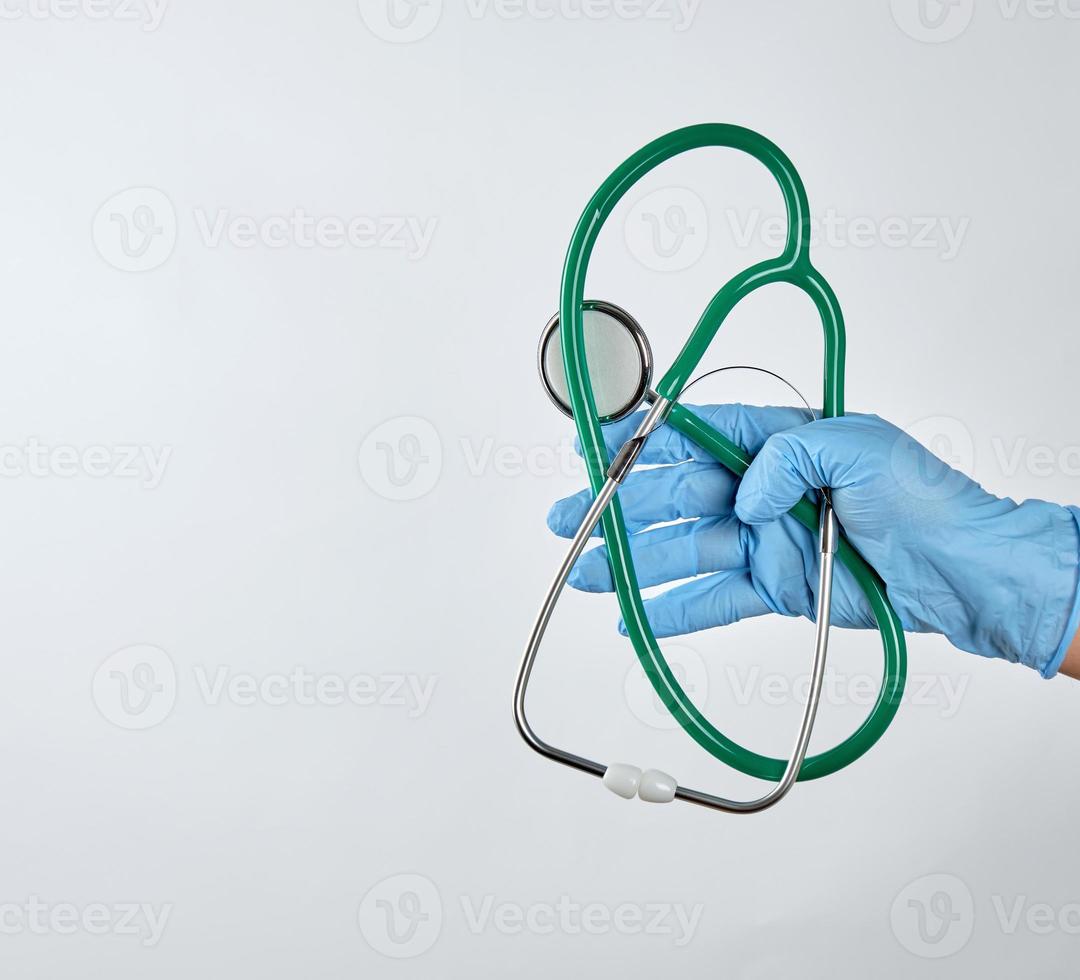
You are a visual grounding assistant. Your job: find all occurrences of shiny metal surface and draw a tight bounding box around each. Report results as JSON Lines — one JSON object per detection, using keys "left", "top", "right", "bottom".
{"left": 513, "top": 397, "right": 670, "bottom": 778}
{"left": 674, "top": 501, "right": 836, "bottom": 813}
{"left": 537, "top": 301, "right": 653, "bottom": 423}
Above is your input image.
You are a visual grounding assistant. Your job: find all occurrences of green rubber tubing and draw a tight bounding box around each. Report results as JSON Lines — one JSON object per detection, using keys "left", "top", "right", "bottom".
{"left": 559, "top": 124, "right": 906, "bottom": 781}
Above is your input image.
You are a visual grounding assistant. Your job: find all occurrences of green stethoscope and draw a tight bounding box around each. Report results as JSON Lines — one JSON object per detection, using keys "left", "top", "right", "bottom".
{"left": 514, "top": 124, "right": 907, "bottom": 814}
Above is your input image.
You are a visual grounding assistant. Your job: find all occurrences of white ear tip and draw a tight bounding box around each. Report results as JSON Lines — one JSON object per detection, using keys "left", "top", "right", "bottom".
{"left": 638, "top": 768, "right": 677, "bottom": 803}
{"left": 602, "top": 763, "right": 642, "bottom": 799}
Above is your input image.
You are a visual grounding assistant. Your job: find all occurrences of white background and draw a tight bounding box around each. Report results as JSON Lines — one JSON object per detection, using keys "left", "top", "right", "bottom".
{"left": 2, "top": 0, "right": 1080, "bottom": 976}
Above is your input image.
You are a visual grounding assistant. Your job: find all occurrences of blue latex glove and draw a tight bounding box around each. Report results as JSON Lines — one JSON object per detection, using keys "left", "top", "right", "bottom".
{"left": 548, "top": 405, "right": 1080, "bottom": 677}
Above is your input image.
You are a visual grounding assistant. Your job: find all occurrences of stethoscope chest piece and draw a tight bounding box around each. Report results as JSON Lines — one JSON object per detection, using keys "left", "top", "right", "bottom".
{"left": 538, "top": 300, "right": 651, "bottom": 423}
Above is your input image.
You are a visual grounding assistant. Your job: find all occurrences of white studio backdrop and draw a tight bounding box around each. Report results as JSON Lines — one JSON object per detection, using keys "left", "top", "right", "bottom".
{"left": 2, "top": 1, "right": 1079, "bottom": 977}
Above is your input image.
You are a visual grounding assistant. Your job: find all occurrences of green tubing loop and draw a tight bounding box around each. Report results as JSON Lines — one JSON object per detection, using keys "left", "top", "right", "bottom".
{"left": 560, "top": 124, "right": 906, "bottom": 781}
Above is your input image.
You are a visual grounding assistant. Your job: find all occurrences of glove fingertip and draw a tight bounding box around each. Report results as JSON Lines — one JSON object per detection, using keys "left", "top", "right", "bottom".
{"left": 567, "top": 556, "right": 610, "bottom": 593}
{"left": 733, "top": 482, "right": 776, "bottom": 525}
{"left": 734, "top": 433, "right": 806, "bottom": 524}
{"left": 545, "top": 502, "right": 565, "bottom": 535}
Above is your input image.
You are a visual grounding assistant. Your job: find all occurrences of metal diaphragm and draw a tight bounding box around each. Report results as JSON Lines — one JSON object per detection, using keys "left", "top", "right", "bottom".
{"left": 538, "top": 301, "right": 652, "bottom": 423}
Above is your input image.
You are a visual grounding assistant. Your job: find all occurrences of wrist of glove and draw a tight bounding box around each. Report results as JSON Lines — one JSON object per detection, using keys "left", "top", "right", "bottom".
{"left": 885, "top": 496, "right": 1080, "bottom": 676}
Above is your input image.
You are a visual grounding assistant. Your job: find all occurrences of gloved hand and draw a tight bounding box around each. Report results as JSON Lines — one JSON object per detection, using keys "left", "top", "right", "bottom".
{"left": 547, "top": 405, "right": 1080, "bottom": 677}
